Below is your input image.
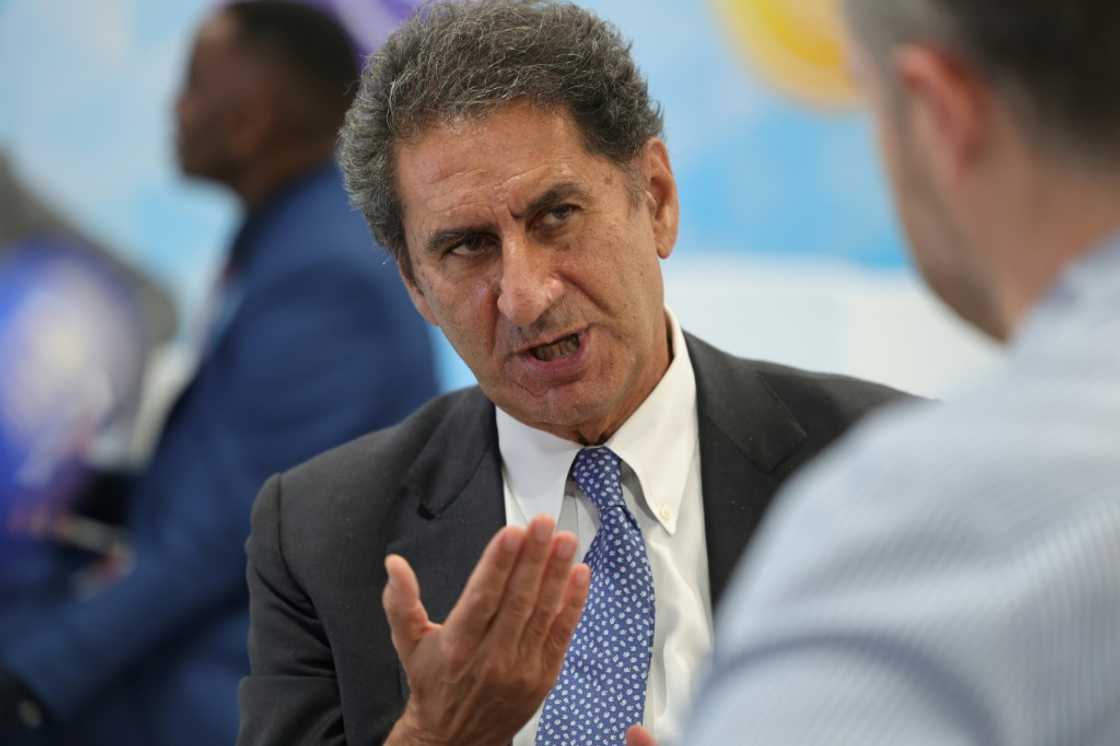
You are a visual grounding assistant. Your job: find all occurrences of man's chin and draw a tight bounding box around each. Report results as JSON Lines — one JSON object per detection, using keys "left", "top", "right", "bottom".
{"left": 493, "top": 387, "right": 618, "bottom": 443}
{"left": 174, "top": 157, "right": 197, "bottom": 179}
{"left": 173, "top": 147, "right": 207, "bottom": 181}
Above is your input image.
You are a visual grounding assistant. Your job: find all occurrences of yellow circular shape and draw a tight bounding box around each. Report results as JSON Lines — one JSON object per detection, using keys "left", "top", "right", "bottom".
{"left": 712, "top": 0, "right": 856, "bottom": 109}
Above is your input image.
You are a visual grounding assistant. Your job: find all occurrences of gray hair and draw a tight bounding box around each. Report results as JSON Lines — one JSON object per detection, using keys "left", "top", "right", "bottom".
{"left": 337, "top": 0, "right": 664, "bottom": 281}
{"left": 842, "top": 0, "right": 1120, "bottom": 163}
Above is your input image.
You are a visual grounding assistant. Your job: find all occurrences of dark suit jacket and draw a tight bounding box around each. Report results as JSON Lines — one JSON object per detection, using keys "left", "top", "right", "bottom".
{"left": 0, "top": 163, "right": 438, "bottom": 746}
{"left": 238, "top": 334, "right": 910, "bottom": 745}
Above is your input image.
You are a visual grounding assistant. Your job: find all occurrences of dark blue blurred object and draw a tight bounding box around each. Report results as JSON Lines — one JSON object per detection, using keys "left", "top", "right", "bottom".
{"left": 0, "top": 238, "right": 143, "bottom": 553}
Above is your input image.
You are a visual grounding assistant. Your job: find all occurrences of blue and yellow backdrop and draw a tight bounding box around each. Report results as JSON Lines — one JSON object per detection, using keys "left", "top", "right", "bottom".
{"left": 0, "top": 0, "right": 999, "bottom": 398}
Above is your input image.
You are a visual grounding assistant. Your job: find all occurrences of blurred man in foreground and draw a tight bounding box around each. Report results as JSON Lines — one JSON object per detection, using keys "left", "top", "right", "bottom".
{"left": 237, "top": 2, "right": 912, "bottom": 745}
{"left": 629, "top": 2, "right": 1120, "bottom": 744}
{"left": 0, "top": 2, "right": 437, "bottom": 744}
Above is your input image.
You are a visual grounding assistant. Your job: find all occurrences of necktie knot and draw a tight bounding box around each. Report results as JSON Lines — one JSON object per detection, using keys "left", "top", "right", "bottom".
{"left": 571, "top": 447, "right": 625, "bottom": 512}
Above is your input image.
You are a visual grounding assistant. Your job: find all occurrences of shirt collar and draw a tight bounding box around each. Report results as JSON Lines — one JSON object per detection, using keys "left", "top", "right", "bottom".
{"left": 496, "top": 309, "right": 698, "bottom": 534}
{"left": 1016, "top": 230, "right": 1120, "bottom": 351}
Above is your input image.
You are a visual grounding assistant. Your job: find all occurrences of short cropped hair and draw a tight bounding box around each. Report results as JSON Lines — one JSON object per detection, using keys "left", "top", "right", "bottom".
{"left": 337, "top": 0, "right": 664, "bottom": 281}
{"left": 225, "top": 0, "right": 359, "bottom": 135}
{"left": 842, "top": 0, "right": 1120, "bottom": 163}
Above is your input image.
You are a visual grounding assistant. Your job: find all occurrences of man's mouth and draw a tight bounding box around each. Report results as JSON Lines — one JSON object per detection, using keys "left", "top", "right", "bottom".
{"left": 528, "top": 333, "right": 581, "bottom": 362}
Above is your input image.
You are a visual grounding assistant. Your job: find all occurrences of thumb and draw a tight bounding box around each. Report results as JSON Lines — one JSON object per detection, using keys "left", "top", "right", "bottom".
{"left": 383, "top": 554, "right": 432, "bottom": 660}
{"left": 626, "top": 725, "right": 658, "bottom": 746}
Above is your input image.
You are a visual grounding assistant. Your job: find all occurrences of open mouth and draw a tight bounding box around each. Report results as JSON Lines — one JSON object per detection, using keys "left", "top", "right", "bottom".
{"left": 528, "top": 333, "right": 581, "bottom": 362}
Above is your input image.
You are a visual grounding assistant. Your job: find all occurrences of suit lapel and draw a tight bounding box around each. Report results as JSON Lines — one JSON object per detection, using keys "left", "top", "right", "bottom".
{"left": 686, "top": 333, "right": 808, "bottom": 608}
{"left": 385, "top": 389, "right": 507, "bottom": 701}
{"left": 388, "top": 389, "right": 507, "bottom": 624}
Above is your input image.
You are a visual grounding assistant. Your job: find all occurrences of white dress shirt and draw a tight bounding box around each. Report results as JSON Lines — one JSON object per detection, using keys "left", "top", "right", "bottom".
{"left": 498, "top": 309, "right": 713, "bottom": 746}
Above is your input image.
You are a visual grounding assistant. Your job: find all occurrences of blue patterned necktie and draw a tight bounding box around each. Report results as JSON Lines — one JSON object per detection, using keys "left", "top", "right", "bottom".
{"left": 535, "top": 447, "right": 656, "bottom": 746}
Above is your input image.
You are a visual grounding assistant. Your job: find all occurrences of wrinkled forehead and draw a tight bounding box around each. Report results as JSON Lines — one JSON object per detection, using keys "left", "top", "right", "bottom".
{"left": 394, "top": 103, "right": 620, "bottom": 222}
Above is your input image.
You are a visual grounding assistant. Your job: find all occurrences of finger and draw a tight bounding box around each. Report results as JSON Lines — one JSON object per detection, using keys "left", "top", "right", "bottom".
{"left": 441, "top": 524, "right": 527, "bottom": 650}
{"left": 517, "top": 530, "right": 579, "bottom": 654}
{"left": 626, "top": 725, "right": 658, "bottom": 746}
{"left": 484, "top": 515, "right": 558, "bottom": 644}
{"left": 383, "top": 554, "right": 432, "bottom": 660}
{"left": 542, "top": 563, "right": 591, "bottom": 671}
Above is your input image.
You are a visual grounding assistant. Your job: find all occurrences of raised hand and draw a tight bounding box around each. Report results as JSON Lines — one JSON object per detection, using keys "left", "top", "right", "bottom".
{"left": 383, "top": 515, "right": 590, "bottom": 746}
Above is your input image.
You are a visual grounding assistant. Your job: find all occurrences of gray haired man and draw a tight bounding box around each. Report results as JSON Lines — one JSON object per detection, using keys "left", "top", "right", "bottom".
{"left": 237, "top": 2, "right": 908, "bottom": 745}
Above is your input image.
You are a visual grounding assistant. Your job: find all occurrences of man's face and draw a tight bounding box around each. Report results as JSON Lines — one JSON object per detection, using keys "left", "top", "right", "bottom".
{"left": 396, "top": 104, "right": 679, "bottom": 444}
{"left": 174, "top": 13, "right": 248, "bottom": 182}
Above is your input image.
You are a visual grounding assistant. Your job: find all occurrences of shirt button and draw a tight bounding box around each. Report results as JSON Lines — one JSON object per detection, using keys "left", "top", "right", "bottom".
{"left": 658, "top": 505, "right": 672, "bottom": 523}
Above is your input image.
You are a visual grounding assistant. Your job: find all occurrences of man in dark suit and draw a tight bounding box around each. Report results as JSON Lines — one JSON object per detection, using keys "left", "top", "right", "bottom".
{"left": 0, "top": 3, "right": 437, "bottom": 744}
{"left": 238, "top": 2, "right": 910, "bottom": 745}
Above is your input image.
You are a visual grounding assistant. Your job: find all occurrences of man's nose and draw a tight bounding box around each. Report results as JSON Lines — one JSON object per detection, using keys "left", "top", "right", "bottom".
{"left": 496, "top": 237, "right": 563, "bottom": 327}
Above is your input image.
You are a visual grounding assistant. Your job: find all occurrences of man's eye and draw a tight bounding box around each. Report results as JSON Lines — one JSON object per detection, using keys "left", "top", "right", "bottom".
{"left": 540, "top": 204, "right": 578, "bottom": 228}
{"left": 448, "top": 234, "right": 493, "bottom": 257}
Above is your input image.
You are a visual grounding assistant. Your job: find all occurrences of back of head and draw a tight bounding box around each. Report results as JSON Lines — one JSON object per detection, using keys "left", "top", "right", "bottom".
{"left": 338, "top": 0, "right": 664, "bottom": 279}
{"left": 225, "top": 0, "right": 360, "bottom": 138}
{"left": 843, "top": 0, "right": 1120, "bottom": 165}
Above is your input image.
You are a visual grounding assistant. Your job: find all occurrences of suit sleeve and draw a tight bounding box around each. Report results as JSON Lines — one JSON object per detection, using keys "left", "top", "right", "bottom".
{"left": 0, "top": 258, "right": 435, "bottom": 723}
{"left": 237, "top": 474, "right": 347, "bottom": 746}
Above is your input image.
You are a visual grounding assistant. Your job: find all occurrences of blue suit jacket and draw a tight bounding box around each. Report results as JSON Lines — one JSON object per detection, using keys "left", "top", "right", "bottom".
{"left": 0, "top": 162, "right": 438, "bottom": 745}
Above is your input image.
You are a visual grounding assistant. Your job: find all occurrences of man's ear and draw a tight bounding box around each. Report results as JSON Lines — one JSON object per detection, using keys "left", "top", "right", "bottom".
{"left": 894, "top": 44, "right": 989, "bottom": 191}
{"left": 641, "top": 138, "right": 679, "bottom": 260}
{"left": 399, "top": 262, "right": 438, "bottom": 326}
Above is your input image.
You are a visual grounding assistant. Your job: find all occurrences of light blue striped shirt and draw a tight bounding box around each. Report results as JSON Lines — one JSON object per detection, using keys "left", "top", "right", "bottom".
{"left": 682, "top": 236, "right": 1120, "bottom": 745}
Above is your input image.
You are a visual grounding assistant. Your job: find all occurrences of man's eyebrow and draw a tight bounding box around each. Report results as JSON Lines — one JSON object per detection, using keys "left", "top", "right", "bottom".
{"left": 421, "top": 182, "right": 590, "bottom": 254}
{"left": 517, "top": 182, "right": 590, "bottom": 219}
{"left": 424, "top": 226, "right": 490, "bottom": 255}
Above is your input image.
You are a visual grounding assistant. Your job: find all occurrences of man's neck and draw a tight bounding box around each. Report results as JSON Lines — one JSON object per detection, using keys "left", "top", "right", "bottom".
{"left": 233, "top": 139, "right": 335, "bottom": 211}
{"left": 989, "top": 164, "right": 1120, "bottom": 337}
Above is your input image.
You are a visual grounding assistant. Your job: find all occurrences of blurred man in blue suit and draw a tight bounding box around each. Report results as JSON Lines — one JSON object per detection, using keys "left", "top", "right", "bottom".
{"left": 0, "top": 2, "right": 438, "bottom": 744}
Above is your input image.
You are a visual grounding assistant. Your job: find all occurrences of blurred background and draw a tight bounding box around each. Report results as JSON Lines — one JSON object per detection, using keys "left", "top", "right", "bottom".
{"left": 0, "top": 3, "right": 1007, "bottom": 736}
{"left": 0, "top": 0, "right": 1003, "bottom": 471}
